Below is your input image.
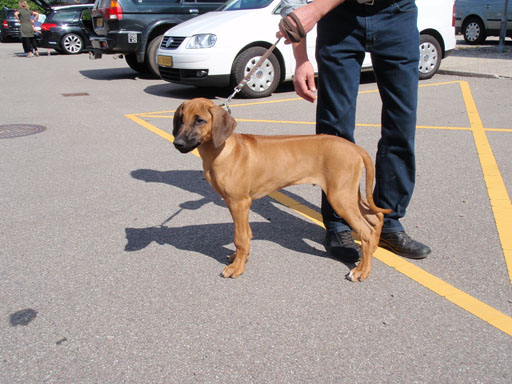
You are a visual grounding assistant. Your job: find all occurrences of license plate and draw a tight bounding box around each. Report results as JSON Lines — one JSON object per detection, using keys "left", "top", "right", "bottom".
{"left": 96, "top": 17, "right": 103, "bottom": 27}
{"left": 128, "top": 33, "right": 137, "bottom": 44}
{"left": 157, "top": 55, "right": 173, "bottom": 67}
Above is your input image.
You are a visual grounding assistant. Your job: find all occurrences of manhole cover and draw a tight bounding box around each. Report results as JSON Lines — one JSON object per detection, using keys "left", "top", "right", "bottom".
{"left": 0, "top": 124, "right": 46, "bottom": 139}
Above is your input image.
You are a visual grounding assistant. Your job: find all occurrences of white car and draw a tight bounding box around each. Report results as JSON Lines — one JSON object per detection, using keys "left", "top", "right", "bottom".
{"left": 157, "top": 0, "right": 456, "bottom": 98}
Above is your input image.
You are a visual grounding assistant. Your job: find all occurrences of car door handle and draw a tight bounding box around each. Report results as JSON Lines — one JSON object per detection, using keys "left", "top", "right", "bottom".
{"left": 189, "top": 9, "right": 199, "bottom": 13}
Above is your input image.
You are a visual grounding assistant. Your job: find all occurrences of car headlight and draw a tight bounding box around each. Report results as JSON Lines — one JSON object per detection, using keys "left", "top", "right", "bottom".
{"left": 186, "top": 34, "right": 217, "bottom": 49}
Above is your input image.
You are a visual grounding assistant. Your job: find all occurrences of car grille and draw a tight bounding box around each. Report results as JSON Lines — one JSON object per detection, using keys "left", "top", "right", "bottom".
{"left": 158, "top": 67, "right": 209, "bottom": 83}
{"left": 159, "top": 67, "right": 181, "bottom": 82}
{"left": 160, "top": 36, "right": 185, "bottom": 50}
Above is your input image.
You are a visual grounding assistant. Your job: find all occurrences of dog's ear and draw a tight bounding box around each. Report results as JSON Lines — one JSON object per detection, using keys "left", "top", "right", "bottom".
{"left": 172, "top": 103, "right": 184, "bottom": 135}
{"left": 210, "top": 105, "right": 237, "bottom": 148}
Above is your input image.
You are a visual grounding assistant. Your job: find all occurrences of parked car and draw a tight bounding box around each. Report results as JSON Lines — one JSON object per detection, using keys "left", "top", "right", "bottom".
{"left": 1, "top": 7, "right": 20, "bottom": 42}
{"left": 89, "top": 0, "right": 228, "bottom": 77}
{"left": 39, "top": 4, "right": 94, "bottom": 54}
{"left": 455, "top": 0, "right": 512, "bottom": 44}
{"left": 156, "top": 0, "right": 456, "bottom": 98}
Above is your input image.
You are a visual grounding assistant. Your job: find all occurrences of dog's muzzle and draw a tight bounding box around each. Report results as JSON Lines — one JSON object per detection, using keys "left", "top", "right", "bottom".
{"left": 174, "top": 137, "right": 200, "bottom": 153}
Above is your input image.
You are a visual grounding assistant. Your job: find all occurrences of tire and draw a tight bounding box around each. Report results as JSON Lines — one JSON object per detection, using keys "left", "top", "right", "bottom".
{"left": 418, "top": 34, "right": 441, "bottom": 80}
{"left": 61, "top": 33, "right": 84, "bottom": 54}
{"left": 125, "top": 53, "right": 147, "bottom": 74}
{"left": 231, "top": 46, "right": 281, "bottom": 98}
{"left": 462, "top": 17, "right": 486, "bottom": 45}
{"left": 145, "top": 34, "right": 163, "bottom": 78}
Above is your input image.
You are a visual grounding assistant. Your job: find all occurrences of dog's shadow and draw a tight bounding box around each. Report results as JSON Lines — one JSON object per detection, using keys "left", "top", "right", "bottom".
{"left": 126, "top": 169, "right": 350, "bottom": 267}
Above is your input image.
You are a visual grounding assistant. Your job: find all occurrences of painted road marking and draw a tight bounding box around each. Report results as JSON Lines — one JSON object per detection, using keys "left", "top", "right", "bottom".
{"left": 459, "top": 81, "right": 512, "bottom": 286}
{"left": 126, "top": 80, "right": 512, "bottom": 336}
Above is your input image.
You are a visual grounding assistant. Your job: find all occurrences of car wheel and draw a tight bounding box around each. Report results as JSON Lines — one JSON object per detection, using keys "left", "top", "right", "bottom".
{"left": 462, "top": 17, "right": 486, "bottom": 45}
{"left": 61, "top": 33, "right": 84, "bottom": 54}
{"left": 232, "top": 46, "right": 281, "bottom": 98}
{"left": 145, "top": 34, "right": 162, "bottom": 78}
{"left": 125, "top": 53, "right": 147, "bottom": 74}
{"left": 418, "top": 34, "right": 441, "bottom": 80}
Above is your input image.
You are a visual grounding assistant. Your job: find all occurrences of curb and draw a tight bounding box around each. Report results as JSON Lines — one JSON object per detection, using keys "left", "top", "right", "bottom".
{"left": 437, "top": 69, "right": 512, "bottom": 80}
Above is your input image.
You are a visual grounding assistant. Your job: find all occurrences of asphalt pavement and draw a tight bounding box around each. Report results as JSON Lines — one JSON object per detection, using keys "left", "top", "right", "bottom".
{"left": 1, "top": 37, "right": 512, "bottom": 383}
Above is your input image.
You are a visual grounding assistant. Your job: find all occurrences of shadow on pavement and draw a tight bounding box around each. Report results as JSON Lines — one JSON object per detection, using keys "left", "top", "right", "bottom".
{"left": 143, "top": 83, "right": 230, "bottom": 100}
{"left": 80, "top": 67, "right": 159, "bottom": 81}
{"left": 142, "top": 70, "right": 377, "bottom": 100}
{"left": 125, "top": 169, "right": 346, "bottom": 268}
{"left": 453, "top": 38, "right": 512, "bottom": 59}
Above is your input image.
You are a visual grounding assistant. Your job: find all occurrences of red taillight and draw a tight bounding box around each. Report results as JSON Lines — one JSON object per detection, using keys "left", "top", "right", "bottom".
{"left": 452, "top": 2, "right": 456, "bottom": 27}
{"left": 106, "top": 0, "right": 123, "bottom": 20}
{"left": 2, "top": 20, "right": 8, "bottom": 28}
{"left": 41, "top": 23, "right": 57, "bottom": 32}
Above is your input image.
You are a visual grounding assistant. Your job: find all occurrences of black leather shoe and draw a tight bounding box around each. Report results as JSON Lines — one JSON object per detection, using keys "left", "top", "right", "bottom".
{"left": 324, "top": 231, "right": 361, "bottom": 263}
{"left": 379, "top": 231, "right": 431, "bottom": 259}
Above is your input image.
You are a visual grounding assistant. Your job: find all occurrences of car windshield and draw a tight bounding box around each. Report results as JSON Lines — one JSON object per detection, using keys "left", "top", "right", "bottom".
{"left": 219, "top": 0, "right": 275, "bottom": 11}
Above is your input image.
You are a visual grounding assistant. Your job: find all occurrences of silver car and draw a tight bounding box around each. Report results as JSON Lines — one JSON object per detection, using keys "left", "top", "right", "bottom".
{"left": 455, "top": 0, "right": 512, "bottom": 44}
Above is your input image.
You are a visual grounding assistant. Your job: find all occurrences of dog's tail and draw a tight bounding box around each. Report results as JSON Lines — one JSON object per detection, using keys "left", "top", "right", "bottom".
{"left": 359, "top": 148, "right": 393, "bottom": 215}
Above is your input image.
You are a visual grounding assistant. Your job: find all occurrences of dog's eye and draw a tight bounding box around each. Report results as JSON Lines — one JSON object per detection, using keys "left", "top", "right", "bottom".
{"left": 196, "top": 116, "right": 206, "bottom": 125}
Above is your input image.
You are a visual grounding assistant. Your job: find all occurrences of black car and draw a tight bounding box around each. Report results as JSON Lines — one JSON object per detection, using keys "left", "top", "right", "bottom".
{"left": 90, "top": 0, "right": 227, "bottom": 77}
{"left": 40, "top": 4, "right": 94, "bottom": 54}
{"left": 1, "top": 8, "right": 20, "bottom": 42}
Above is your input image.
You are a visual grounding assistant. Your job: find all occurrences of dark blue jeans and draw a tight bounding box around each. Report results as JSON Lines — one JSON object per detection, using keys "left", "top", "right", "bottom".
{"left": 315, "top": 0, "right": 419, "bottom": 234}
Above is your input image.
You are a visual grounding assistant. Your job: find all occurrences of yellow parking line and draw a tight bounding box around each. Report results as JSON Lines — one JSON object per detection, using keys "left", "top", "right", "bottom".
{"left": 418, "top": 80, "right": 463, "bottom": 88}
{"left": 127, "top": 113, "right": 512, "bottom": 337}
{"left": 229, "top": 97, "right": 304, "bottom": 107}
{"left": 272, "top": 191, "right": 512, "bottom": 337}
{"left": 237, "top": 119, "right": 473, "bottom": 131}
{"left": 237, "top": 118, "right": 315, "bottom": 125}
{"left": 126, "top": 113, "right": 173, "bottom": 142}
{"left": 486, "top": 128, "right": 512, "bottom": 133}
{"left": 460, "top": 81, "right": 512, "bottom": 286}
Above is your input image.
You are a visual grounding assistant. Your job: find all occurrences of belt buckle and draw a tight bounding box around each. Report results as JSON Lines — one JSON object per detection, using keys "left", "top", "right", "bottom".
{"left": 357, "top": 0, "right": 375, "bottom": 5}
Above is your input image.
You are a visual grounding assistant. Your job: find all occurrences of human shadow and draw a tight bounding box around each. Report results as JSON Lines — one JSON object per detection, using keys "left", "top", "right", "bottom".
{"left": 126, "top": 169, "right": 350, "bottom": 268}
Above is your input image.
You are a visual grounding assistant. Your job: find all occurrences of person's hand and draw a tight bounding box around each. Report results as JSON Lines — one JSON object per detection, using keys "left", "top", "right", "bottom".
{"left": 293, "top": 60, "right": 316, "bottom": 103}
{"left": 276, "top": 4, "right": 321, "bottom": 44}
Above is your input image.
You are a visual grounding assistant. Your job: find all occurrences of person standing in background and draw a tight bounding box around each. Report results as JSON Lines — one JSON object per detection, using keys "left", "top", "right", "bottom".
{"left": 15, "top": 0, "right": 39, "bottom": 57}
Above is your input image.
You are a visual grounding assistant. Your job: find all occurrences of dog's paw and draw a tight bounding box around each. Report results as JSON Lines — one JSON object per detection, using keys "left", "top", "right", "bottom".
{"left": 221, "top": 263, "right": 245, "bottom": 278}
{"left": 346, "top": 268, "right": 368, "bottom": 282}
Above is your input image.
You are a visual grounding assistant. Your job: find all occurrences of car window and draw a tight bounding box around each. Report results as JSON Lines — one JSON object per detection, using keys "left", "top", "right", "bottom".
{"left": 3, "top": 9, "right": 16, "bottom": 19}
{"left": 81, "top": 8, "right": 92, "bottom": 28}
{"left": 82, "top": 8, "right": 92, "bottom": 21}
{"left": 219, "top": 0, "right": 274, "bottom": 11}
{"left": 49, "top": 10, "right": 79, "bottom": 23}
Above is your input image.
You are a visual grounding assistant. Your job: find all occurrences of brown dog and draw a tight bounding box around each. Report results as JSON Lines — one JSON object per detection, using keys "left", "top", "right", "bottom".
{"left": 172, "top": 98, "right": 391, "bottom": 281}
